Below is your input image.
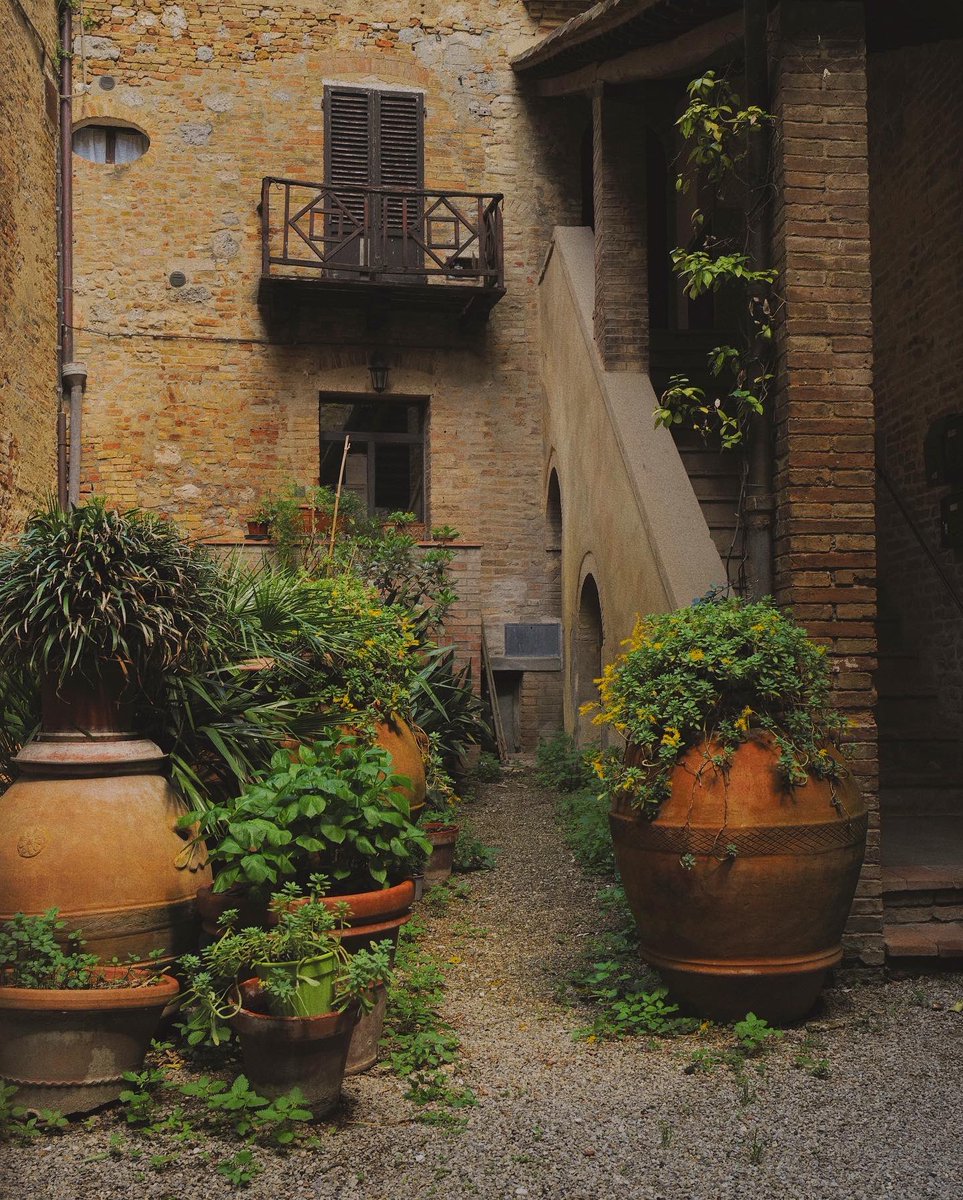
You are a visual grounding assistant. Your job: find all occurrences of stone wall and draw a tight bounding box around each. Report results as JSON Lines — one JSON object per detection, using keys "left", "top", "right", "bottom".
{"left": 870, "top": 38, "right": 963, "bottom": 736}
{"left": 769, "top": 0, "right": 880, "bottom": 963}
{"left": 0, "top": 0, "right": 60, "bottom": 536}
{"left": 69, "top": 2, "right": 581, "bottom": 747}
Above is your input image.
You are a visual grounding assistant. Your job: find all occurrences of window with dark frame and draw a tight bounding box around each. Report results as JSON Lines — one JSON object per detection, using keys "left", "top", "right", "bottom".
{"left": 319, "top": 397, "right": 426, "bottom": 520}
{"left": 72, "top": 124, "right": 150, "bottom": 164}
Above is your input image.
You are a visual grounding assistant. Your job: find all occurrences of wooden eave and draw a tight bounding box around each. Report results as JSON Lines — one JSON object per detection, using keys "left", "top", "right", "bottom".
{"left": 512, "top": 0, "right": 742, "bottom": 83}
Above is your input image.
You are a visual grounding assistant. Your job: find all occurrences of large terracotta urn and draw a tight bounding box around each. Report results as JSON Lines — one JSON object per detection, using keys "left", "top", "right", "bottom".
{"left": 0, "top": 676, "right": 211, "bottom": 966}
{"left": 610, "top": 733, "right": 868, "bottom": 1023}
{"left": 372, "top": 715, "right": 428, "bottom": 818}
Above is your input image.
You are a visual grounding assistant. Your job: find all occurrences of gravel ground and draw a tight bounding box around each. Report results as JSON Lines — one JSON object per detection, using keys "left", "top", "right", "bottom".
{"left": 3, "top": 765, "right": 962, "bottom": 1200}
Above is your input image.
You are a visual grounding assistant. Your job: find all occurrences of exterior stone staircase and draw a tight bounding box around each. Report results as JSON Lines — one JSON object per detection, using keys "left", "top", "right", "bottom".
{"left": 877, "top": 597, "right": 963, "bottom": 959}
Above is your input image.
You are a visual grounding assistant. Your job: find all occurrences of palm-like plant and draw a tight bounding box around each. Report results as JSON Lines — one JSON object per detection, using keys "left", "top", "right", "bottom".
{"left": 0, "top": 499, "right": 222, "bottom": 687}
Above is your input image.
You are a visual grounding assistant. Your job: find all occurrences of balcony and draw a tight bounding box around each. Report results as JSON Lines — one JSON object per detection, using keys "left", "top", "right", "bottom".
{"left": 258, "top": 178, "right": 506, "bottom": 326}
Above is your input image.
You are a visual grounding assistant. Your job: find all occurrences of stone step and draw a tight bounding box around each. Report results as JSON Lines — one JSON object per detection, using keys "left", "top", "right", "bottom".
{"left": 884, "top": 922, "right": 963, "bottom": 959}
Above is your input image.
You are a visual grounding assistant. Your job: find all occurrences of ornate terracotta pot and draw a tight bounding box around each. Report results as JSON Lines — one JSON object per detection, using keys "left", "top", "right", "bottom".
{"left": 610, "top": 734, "right": 868, "bottom": 1023}
{"left": 0, "top": 674, "right": 211, "bottom": 966}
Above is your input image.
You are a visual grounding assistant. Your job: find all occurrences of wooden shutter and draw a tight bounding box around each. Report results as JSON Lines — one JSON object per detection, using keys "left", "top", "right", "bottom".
{"left": 324, "top": 86, "right": 424, "bottom": 272}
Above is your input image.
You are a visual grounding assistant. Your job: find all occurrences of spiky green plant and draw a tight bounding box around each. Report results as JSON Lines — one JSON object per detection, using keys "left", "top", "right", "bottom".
{"left": 0, "top": 499, "right": 222, "bottom": 687}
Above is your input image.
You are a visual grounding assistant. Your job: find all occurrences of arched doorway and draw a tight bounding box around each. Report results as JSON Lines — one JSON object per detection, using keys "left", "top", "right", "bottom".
{"left": 546, "top": 469, "right": 563, "bottom": 616}
{"left": 575, "top": 574, "right": 603, "bottom": 746}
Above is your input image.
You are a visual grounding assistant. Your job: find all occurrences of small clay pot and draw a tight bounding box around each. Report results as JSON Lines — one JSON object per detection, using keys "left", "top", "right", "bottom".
{"left": 423, "top": 823, "right": 459, "bottom": 886}
{"left": 232, "top": 981, "right": 357, "bottom": 1114}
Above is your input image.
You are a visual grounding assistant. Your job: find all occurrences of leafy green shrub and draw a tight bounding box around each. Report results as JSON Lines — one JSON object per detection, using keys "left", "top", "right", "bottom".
{"left": 472, "top": 751, "right": 502, "bottom": 783}
{"left": 535, "top": 731, "right": 595, "bottom": 793}
{"left": 191, "top": 737, "right": 431, "bottom": 895}
{"left": 590, "top": 596, "right": 847, "bottom": 815}
{"left": 409, "top": 646, "right": 488, "bottom": 772}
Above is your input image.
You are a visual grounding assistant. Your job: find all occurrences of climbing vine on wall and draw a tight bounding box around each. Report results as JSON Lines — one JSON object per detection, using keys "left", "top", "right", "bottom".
{"left": 654, "top": 71, "right": 778, "bottom": 451}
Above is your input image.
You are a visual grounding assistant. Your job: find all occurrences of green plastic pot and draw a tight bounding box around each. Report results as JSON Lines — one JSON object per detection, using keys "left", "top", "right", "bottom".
{"left": 255, "top": 952, "right": 338, "bottom": 1018}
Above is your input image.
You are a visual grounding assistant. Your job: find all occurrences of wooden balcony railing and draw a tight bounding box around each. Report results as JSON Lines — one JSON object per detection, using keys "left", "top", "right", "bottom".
{"left": 260, "top": 177, "right": 505, "bottom": 294}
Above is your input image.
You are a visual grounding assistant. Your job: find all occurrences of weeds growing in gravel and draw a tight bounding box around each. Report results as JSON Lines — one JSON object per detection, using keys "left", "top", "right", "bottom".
{"left": 453, "top": 826, "right": 498, "bottom": 873}
{"left": 0, "top": 1083, "right": 68, "bottom": 1143}
{"left": 381, "top": 909, "right": 477, "bottom": 1131}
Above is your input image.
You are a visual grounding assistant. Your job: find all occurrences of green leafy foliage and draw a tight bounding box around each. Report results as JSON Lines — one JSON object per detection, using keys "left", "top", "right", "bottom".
{"left": 409, "top": 646, "right": 489, "bottom": 773}
{"left": 590, "top": 596, "right": 847, "bottom": 816}
{"left": 452, "top": 827, "right": 498, "bottom": 874}
{"left": 0, "top": 1084, "right": 67, "bottom": 1143}
{"left": 734, "top": 1012, "right": 784, "bottom": 1055}
{"left": 535, "top": 731, "right": 596, "bottom": 793}
{"left": 555, "top": 788, "right": 615, "bottom": 876}
{"left": 189, "top": 737, "right": 431, "bottom": 895}
{"left": 382, "top": 913, "right": 476, "bottom": 1129}
{"left": 177, "top": 883, "right": 393, "bottom": 1047}
{"left": 0, "top": 910, "right": 164, "bottom": 990}
{"left": 653, "top": 71, "right": 778, "bottom": 449}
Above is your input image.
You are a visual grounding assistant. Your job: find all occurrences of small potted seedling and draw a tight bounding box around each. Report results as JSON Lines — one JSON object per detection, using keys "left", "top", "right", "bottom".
{"left": 179, "top": 880, "right": 392, "bottom": 1113}
{"left": 430, "top": 524, "right": 459, "bottom": 544}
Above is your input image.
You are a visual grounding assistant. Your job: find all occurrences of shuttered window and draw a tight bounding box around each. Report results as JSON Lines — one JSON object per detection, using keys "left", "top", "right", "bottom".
{"left": 324, "top": 86, "right": 425, "bottom": 272}
{"left": 324, "top": 86, "right": 424, "bottom": 195}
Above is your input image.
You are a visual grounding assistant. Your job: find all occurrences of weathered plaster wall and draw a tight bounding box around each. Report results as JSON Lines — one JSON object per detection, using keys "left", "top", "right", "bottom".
{"left": 69, "top": 3, "right": 583, "bottom": 746}
{"left": 870, "top": 37, "right": 963, "bottom": 739}
{"left": 0, "top": 0, "right": 59, "bottom": 535}
{"left": 540, "top": 227, "right": 724, "bottom": 735}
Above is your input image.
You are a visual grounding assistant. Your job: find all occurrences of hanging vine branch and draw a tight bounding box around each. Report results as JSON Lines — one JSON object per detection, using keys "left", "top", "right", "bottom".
{"left": 654, "top": 71, "right": 778, "bottom": 451}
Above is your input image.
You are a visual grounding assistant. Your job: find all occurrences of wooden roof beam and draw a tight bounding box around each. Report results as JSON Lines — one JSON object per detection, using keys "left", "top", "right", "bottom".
{"left": 531, "top": 11, "right": 743, "bottom": 97}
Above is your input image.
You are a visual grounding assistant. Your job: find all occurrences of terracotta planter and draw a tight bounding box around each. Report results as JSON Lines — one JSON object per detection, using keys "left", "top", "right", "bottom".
{"left": 0, "top": 968, "right": 179, "bottom": 1114}
{"left": 0, "top": 676, "right": 211, "bottom": 967}
{"left": 232, "top": 980, "right": 357, "bottom": 1114}
{"left": 371, "top": 716, "right": 428, "bottom": 817}
{"left": 323, "top": 879, "right": 414, "bottom": 1075}
{"left": 610, "top": 734, "right": 869, "bottom": 1023}
{"left": 423, "top": 823, "right": 459, "bottom": 886}
{"left": 196, "top": 884, "right": 268, "bottom": 942}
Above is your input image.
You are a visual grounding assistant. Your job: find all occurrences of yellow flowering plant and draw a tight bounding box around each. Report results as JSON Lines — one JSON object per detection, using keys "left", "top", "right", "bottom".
{"left": 589, "top": 596, "right": 847, "bottom": 815}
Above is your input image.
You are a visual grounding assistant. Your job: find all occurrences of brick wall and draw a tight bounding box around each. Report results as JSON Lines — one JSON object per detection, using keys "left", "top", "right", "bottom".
{"left": 769, "top": 0, "right": 880, "bottom": 963}
{"left": 69, "top": 2, "right": 578, "bottom": 748}
{"left": 0, "top": 0, "right": 59, "bottom": 536}
{"left": 592, "top": 85, "right": 649, "bottom": 370}
{"left": 870, "top": 39, "right": 963, "bottom": 737}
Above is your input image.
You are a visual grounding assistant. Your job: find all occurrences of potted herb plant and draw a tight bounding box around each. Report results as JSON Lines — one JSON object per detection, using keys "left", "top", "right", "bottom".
{"left": 191, "top": 735, "right": 431, "bottom": 1071}
{"left": 179, "top": 882, "right": 392, "bottom": 1112}
{"left": 0, "top": 910, "right": 179, "bottom": 1114}
{"left": 0, "top": 500, "right": 217, "bottom": 965}
{"left": 590, "top": 595, "right": 868, "bottom": 1023}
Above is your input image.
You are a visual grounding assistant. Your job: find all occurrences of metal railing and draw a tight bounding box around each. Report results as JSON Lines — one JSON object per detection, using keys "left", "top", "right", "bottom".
{"left": 260, "top": 177, "right": 505, "bottom": 289}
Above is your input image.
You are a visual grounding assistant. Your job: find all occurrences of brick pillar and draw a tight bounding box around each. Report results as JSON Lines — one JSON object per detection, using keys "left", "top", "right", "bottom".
{"left": 770, "top": 1, "right": 881, "bottom": 963}
{"left": 592, "top": 85, "right": 648, "bottom": 370}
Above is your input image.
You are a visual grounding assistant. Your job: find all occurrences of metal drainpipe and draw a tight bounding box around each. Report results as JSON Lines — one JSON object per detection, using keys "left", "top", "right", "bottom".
{"left": 63, "top": 363, "right": 87, "bottom": 505}
{"left": 743, "top": 0, "right": 774, "bottom": 598}
{"left": 58, "top": 3, "right": 83, "bottom": 508}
